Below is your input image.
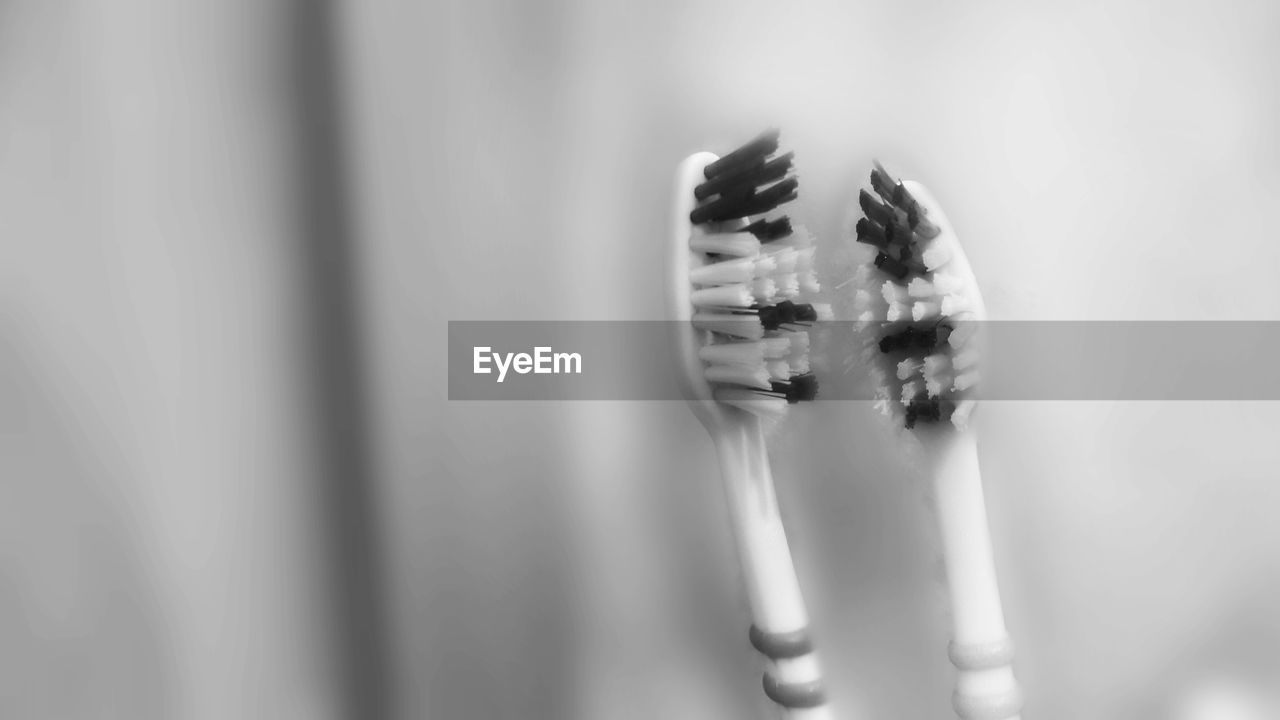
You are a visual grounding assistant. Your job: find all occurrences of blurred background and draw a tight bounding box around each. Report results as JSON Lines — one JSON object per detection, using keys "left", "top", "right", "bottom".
{"left": 3, "top": 0, "right": 1280, "bottom": 718}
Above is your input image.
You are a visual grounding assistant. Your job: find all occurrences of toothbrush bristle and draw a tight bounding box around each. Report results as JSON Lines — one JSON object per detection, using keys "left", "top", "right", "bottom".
{"left": 743, "top": 216, "right": 793, "bottom": 242}
{"left": 851, "top": 162, "right": 978, "bottom": 430}
{"left": 702, "top": 129, "right": 781, "bottom": 179}
{"left": 687, "top": 130, "right": 822, "bottom": 416}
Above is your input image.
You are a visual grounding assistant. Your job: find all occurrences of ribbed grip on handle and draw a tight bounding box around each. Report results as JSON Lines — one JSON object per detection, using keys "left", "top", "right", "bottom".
{"left": 948, "top": 637, "right": 1015, "bottom": 670}
{"left": 714, "top": 420, "right": 833, "bottom": 719}
{"left": 762, "top": 671, "right": 827, "bottom": 709}
{"left": 926, "top": 432, "right": 1023, "bottom": 720}
{"left": 947, "top": 637, "right": 1023, "bottom": 719}
{"left": 749, "top": 624, "right": 814, "bottom": 659}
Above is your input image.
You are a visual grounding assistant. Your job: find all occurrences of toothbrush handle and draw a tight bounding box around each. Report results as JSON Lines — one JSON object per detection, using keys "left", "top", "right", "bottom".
{"left": 716, "top": 420, "right": 833, "bottom": 720}
{"left": 932, "top": 434, "right": 1023, "bottom": 720}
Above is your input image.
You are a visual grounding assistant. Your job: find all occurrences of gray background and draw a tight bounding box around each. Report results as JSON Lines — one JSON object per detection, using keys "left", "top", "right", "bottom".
{"left": 3, "top": 0, "right": 1280, "bottom": 719}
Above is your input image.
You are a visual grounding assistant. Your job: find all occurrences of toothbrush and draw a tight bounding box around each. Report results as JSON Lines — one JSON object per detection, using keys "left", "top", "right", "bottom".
{"left": 846, "top": 163, "right": 1024, "bottom": 720}
{"left": 669, "top": 129, "right": 835, "bottom": 719}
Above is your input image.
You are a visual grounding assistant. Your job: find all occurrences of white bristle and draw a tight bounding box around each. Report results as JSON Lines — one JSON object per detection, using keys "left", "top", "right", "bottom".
{"left": 690, "top": 231, "right": 760, "bottom": 257}
{"left": 873, "top": 399, "right": 893, "bottom": 416}
{"left": 923, "top": 354, "right": 952, "bottom": 397}
{"left": 690, "top": 257, "right": 756, "bottom": 285}
{"left": 751, "top": 278, "right": 778, "bottom": 302}
{"left": 789, "top": 355, "right": 810, "bottom": 375}
{"left": 794, "top": 247, "right": 816, "bottom": 273}
{"left": 705, "top": 364, "right": 772, "bottom": 390}
{"left": 897, "top": 358, "right": 922, "bottom": 380}
{"left": 940, "top": 295, "right": 971, "bottom": 316}
{"left": 857, "top": 310, "right": 876, "bottom": 322}
{"left": 925, "top": 376, "right": 946, "bottom": 398}
{"left": 713, "top": 387, "right": 788, "bottom": 418}
{"left": 922, "top": 241, "right": 952, "bottom": 270}
{"left": 948, "top": 319, "right": 979, "bottom": 348}
{"left": 901, "top": 380, "right": 923, "bottom": 405}
{"left": 887, "top": 302, "right": 910, "bottom": 322}
{"left": 953, "top": 371, "right": 979, "bottom": 391}
{"left": 868, "top": 364, "right": 889, "bottom": 389}
{"left": 923, "top": 353, "right": 951, "bottom": 376}
{"left": 765, "top": 361, "right": 791, "bottom": 381}
{"left": 693, "top": 313, "right": 764, "bottom": 340}
{"left": 691, "top": 284, "right": 753, "bottom": 308}
{"left": 785, "top": 331, "right": 810, "bottom": 354}
{"left": 853, "top": 289, "right": 875, "bottom": 314}
{"left": 753, "top": 255, "right": 778, "bottom": 277}
{"left": 798, "top": 270, "right": 821, "bottom": 294}
{"left": 951, "top": 399, "right": 977, "bottom": 428}
{"left": 932, "top": 272, "right": 963, "bottom": 295}
{"left": 768, "top": 247, "right": 799, "bottom": 274}
{"left": 882, "top": 281, "right": 909, "bottom": 305}
{"left": 912, "top": 301, "right": 941, "bottom": 321}
{"left": 698, "top": 341, "right": 765, "bottom": 366}
{"left": 907, "top": 277, "right": 935, "bottom": 298}
{"left": 952, "top": 347, "right": 980, "bottom": 371}
{"left": 772, "top": 273, "right": 800, "bottom": 299}
{"left": 761, "top": 337, "right": 792, "bottom": 358}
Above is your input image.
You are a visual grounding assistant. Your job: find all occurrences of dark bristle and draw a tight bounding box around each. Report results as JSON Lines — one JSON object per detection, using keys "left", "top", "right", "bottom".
{"left": 693, "top": 178, "right": 797, "bottom": 224}
{"left": 756, "top": 304, "right": 782, "bottom": 330}
{"left": 792, "top": 303, "right": 818, "bottom": 323}
{"left": 855, "top": 218, "right": 889, "bottom": 249}
{"left": 859, "top": 190, "right": 894, "bottom": 227}
{"left": 937, "top": 398, "right": 956, "bottom": 423}
{"left": 870, "top": 162, "right": 898, "bottom": 203}
{"left": 894, "top": 183, "right": 920, "bottom": 212}
{"left": 893, "top": 243, "right": 928, "bottom": 276}
{"left": 873, "top": 252, "right": 909, "bottom": 280}
{"left": 744, "top": 217, "right": 793, "bottom": 242}
{"left": 691, "top": 130, "right": 799, "bottom": 225}
{"left": 912, "top": 326, "right": 940, "bottom": 350}
{"left": 877, "top": 330, "right": 902, "bottom": 354}
{"left": 695, "top": 159, "right": 763, "bottom": 201}
{"left": 755, "top": 300, "right": 815, "bottom": 330}
{"left": 694, "top": 151, "right": 794, "bottom": 201}
{"left": 773, "top": 300, "right": 799, "bottom": 326}
{"left": 690, "top": 181, "right": 760, "bottom": 224}
{"left": 792, "top": 373, "right": 818, "bottom": 400}
{"left": 739, "top": 177, "right": 799, "bottom": 216}
{"left": 884, "top": 219, "right": 915, "bottom": 247}
{"left": 904, "top": 395, "right": 942, "bottom": 429}
{"left": 878, "top": 326, "right": 940, "bottom": 354}
{"left": 770, "top": 373, "right": 818, "bottom": 404}
{"left": 789, "top": 374, "right": 819, "bottom": 403}
{"left": 703, "top": 129, "right": 780, "bottom": 179}
{"left": 907, "top": 204, "right": 941, "bottom": 239}
{"left": 689, "top": 190, "right": 748, "bottom": 224}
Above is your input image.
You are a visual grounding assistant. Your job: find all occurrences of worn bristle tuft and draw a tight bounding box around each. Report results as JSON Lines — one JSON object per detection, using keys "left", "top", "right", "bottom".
{"left": 849, "top": 162, "right": 979, "bottom": 430}
{"left": 855, "top": 218, "right": 889, "bottom": 249}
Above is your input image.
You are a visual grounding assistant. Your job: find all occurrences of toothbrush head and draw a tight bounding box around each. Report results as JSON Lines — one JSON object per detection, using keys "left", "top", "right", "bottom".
{"left": 848, "top": 163, "right": 985, "bottom": 431}
{"left": 669, "top": 130, "right": 830, "bottom": 428}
